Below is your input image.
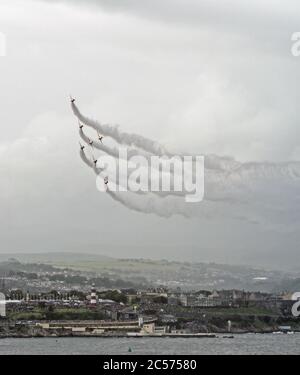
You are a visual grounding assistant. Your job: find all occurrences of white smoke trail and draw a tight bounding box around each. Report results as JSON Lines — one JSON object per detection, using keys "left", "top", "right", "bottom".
{"left": 79, "top": 137, "right": 191, "bottom": 203}
{"left": 78, "top": 128, "right": 278, "bottom": 204}
{"left": 106, "top": 188, "right": 192, "bottom": 218}
{"left": 72, "top": 102, "right": 171, "bottom": 157}
{"left": 80, "top": 145, "right": 195, "bottom": 217}
{"left": 80, "top": 146, "right": 148, "bottom": 196}
{"left": 79, "top": 137, "right": 265, "bottom": 220}
{"left": 72, "top": 101, "right": 240, "bottom": 173}
{"left": 80, "top": 149, "right": 104, "bottom": 175}
{"left": 81, "top": 128, "right": 154, "bottom": 162}
{"left": 80, "top": 149, "right": 95, "bottom": 169}
{"left": 72, "top": 101, "right": 300, "bottom": 181}
{"left": 79, "top": 128, "right": 195, "bottom": 199}
{"left": 73, "top": 100, "right": 300, "bottom": 225}
{"left": 80, "top": 142, "right": 293, "bottom": 225}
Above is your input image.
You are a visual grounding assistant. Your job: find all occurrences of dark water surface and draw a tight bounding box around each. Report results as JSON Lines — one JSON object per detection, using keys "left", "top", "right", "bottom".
{"left": 0, "top": 333, "right": 300, "bottom": 355}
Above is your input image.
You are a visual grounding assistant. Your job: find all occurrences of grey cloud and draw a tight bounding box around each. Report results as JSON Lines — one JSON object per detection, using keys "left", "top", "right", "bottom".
{"left": 1, "top": 0, "right": 300, "bottom": 269}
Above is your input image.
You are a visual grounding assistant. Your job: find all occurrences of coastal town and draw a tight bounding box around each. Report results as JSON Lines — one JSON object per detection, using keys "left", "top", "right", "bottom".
{"left": 0, "top": 257, "right": 299, "bottom": 337}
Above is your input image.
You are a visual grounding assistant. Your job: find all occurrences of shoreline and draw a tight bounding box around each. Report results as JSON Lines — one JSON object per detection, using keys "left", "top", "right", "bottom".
{"left": 0, "top": 331, "right": 297, "bottom": 339}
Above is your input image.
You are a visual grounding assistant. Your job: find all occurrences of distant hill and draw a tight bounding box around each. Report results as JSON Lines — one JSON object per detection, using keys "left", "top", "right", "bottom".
{"left": 0, "top": 252, "right": 113, "bottom": 265}
{"left": 0, "top": 252, "right": 297, "bottom": 292}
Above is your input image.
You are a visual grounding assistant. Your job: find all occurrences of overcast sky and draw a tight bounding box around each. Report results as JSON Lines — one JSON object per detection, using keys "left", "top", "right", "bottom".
{"left": 0, "top": 0, "right": 300, "bottom": 269}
